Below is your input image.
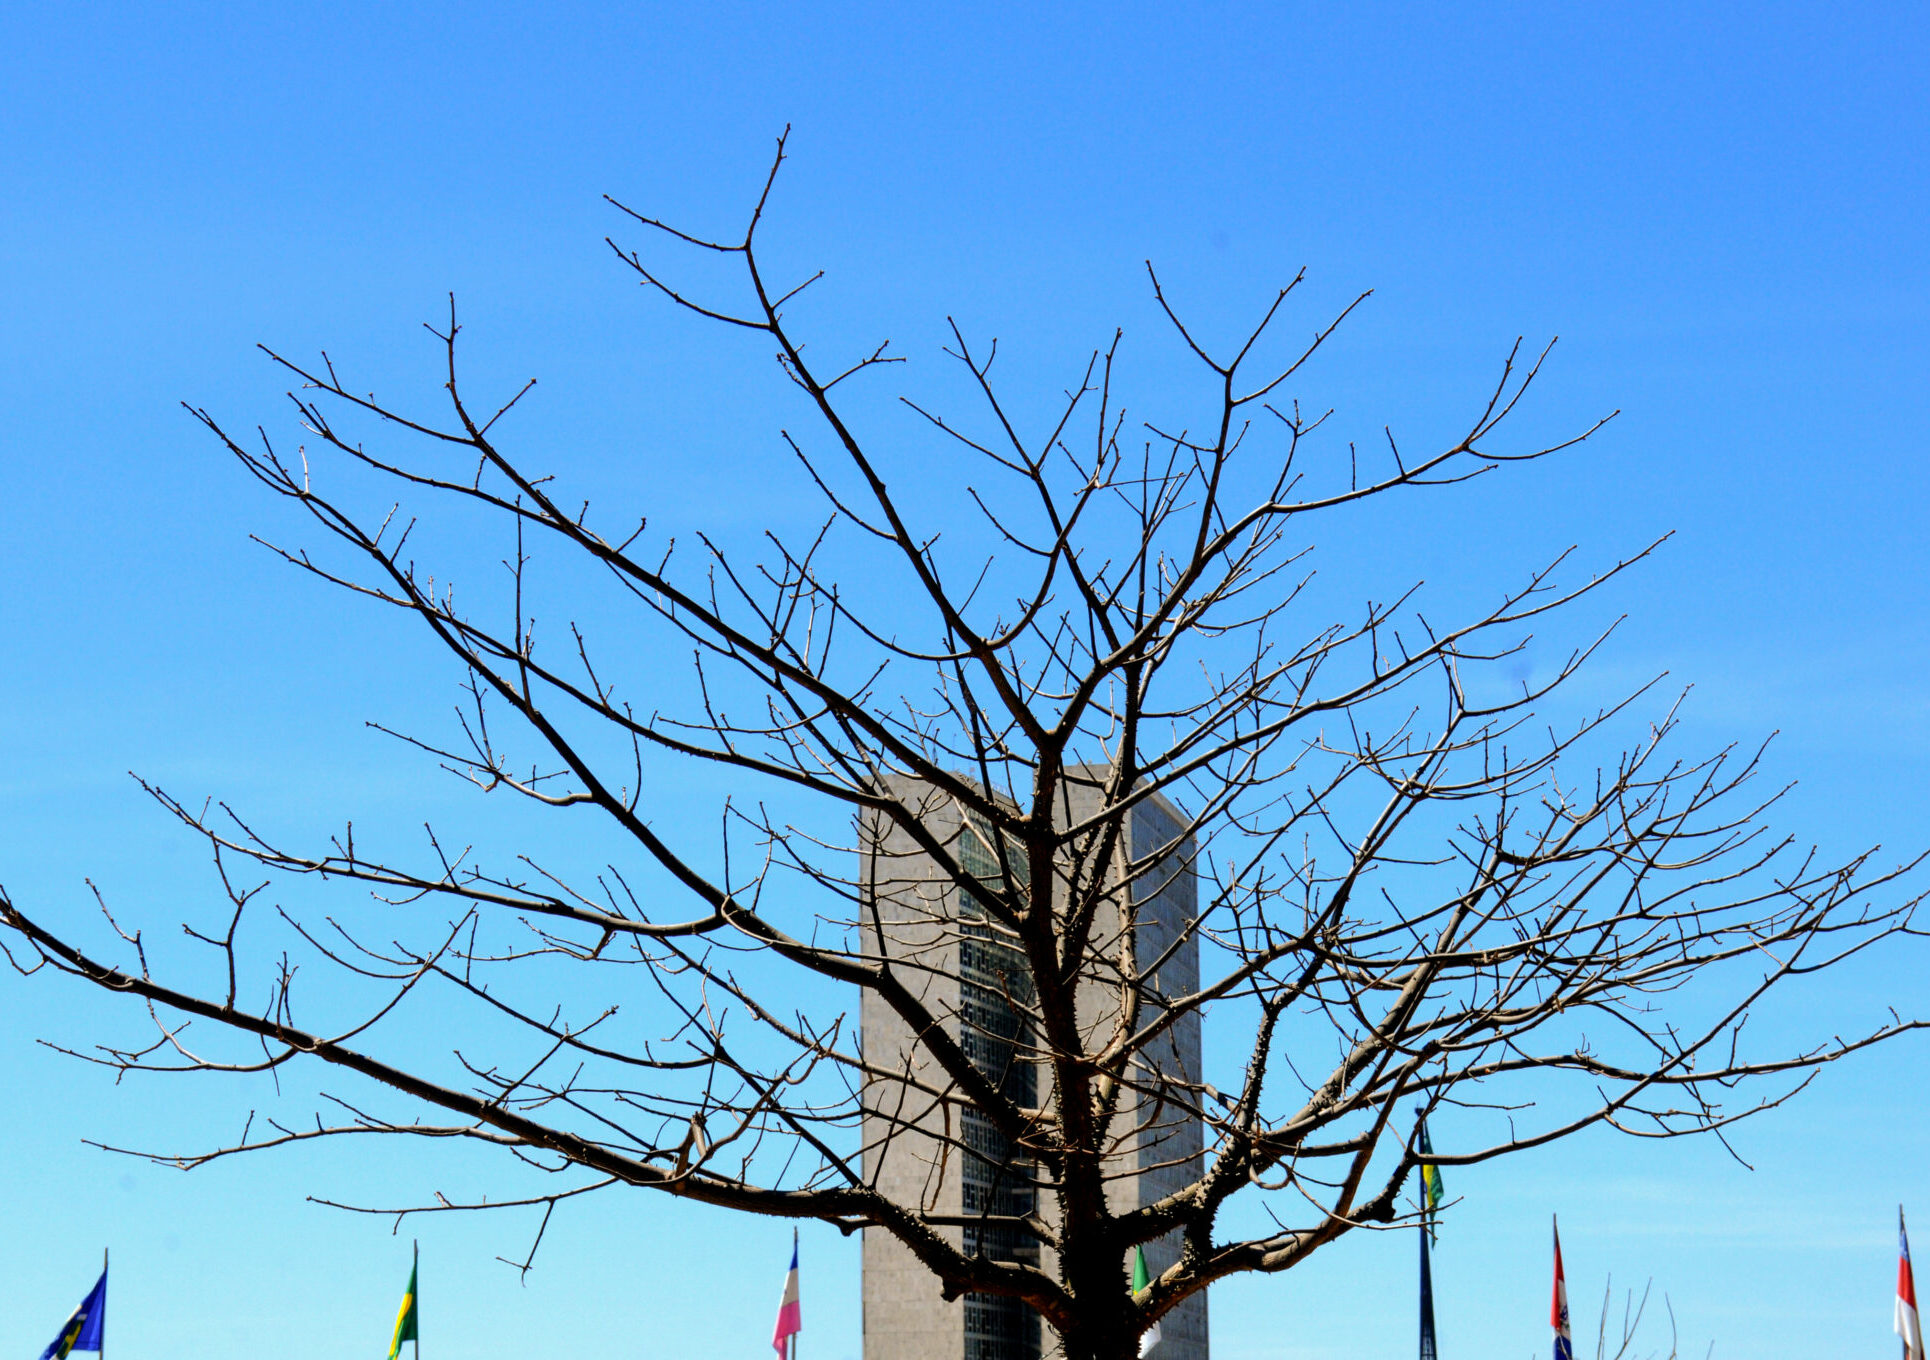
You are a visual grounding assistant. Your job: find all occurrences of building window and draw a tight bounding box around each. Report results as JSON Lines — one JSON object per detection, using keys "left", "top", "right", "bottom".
{"left": 958, "top": 819, "right": 1041, "bottom": 1360}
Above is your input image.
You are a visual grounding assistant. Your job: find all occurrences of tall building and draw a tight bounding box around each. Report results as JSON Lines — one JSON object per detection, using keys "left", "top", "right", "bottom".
{"left": 859, "top": 772, "right": 1208, "bottom": 1360}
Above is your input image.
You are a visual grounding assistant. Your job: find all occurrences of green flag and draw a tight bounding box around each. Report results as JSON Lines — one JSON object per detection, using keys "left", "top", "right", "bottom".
{"left": 388, "top": 1248, "right": 419, "bottom": 1360}
{"left": 1131, "top": 1245, "right": 1161, "bottom": 1356}
{"left": 1417, "top": 1121, "right": 1444, "bottom": 1244}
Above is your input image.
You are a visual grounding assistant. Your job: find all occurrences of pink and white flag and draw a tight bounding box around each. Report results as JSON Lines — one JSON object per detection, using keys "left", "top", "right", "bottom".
{"left": 772, "top": 1232, "right": 803, "bottom": 1360}
{"left": 1900, "top": 1209, "right": 1922, "bottom": 1360}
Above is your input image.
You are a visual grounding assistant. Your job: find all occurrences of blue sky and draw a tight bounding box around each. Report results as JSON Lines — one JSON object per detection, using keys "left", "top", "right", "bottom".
{"left": 2, "top": 3, "right": 1927, "bottom": 1358}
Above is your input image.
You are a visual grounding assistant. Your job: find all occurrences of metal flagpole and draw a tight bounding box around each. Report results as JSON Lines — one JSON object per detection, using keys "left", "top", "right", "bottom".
{"left": 1418, "top": 1223, "right": 1437, "bottom": 1360}
{"left": 101, "top": 1248, "right": 109, "bottom": 1360}
{"left": 1413, "top": 1106, "right": 1436, "bottom": 1360}
{"left": 415, "top": 1240, "right": 421, "bottom": 1360}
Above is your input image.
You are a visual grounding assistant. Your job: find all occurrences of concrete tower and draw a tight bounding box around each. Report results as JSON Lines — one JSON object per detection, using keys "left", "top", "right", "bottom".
{"left": 859, "top": 771, "right": 1208, "bottom": 1360}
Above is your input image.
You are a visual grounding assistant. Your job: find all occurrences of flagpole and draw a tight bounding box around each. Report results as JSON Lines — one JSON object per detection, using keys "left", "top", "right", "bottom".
{"left": 1418, "top": 1222, "right": 1436, "bottom": 1360}
{"left": 1413, "top": 1106, "right": 1435, "bottom": 1360}
{"left": 101, "top": 1247, "right": 108, "bottom": 1360}
{"left": 414, "top": 1240, "right": 421, "bottom": 1360}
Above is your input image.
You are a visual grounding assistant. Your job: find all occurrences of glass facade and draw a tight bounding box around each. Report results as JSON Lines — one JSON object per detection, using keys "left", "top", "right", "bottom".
{"left": 957, "top": 822, "right": 1041, "bottom": 1360}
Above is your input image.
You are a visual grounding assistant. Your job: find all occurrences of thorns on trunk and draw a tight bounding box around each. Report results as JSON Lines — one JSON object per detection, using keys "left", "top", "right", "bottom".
{"left": 3, "top": 131, "right": 1920, "bottom": 1360}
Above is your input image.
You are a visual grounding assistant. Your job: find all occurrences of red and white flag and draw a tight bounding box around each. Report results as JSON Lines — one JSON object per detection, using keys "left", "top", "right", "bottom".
{"left": 1551, "top": 1217, "right": 1573, "bottom": 1360}
{"left": 772, "top": 1231, "right": 803, "bottom": 1360}
{"left": 1900, "top": 1209, "right": 1922, "bottom": 1360}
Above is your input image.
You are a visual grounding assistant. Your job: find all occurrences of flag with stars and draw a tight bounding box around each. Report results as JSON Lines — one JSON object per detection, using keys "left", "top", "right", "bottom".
{"left": 39, "top": 1267, "right": 106, "bottom": 1360}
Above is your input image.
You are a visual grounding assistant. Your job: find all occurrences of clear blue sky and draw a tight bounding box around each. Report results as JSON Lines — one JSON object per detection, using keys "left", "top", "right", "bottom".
{"left": 2, "top": 3, "right": 1927, "bottom": 1358}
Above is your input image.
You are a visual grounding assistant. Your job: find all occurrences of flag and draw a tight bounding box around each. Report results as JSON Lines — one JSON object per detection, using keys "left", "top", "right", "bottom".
{"left": 1418, "top": 1224, "right": 1438, "bottom": 1360}
{"left": 1132, "top": 1244, "right": 1162, "bottom": 1358}
{"left": 772, "top": 1231, "right": 802, "bottom": 1360}
{"left": 39, "top": 1268, "right": 107, "bottom": 1360}
{"left": 1900, "top": 1208, "right": 1923, "bottom": 1360}
{"left": 1417, "top": 1120, "right": 1445, "bottom": 1245}
{"left": 1551, "top": 1218, "right": 1572, "bottom": 1360}
{"left": 388, "top": 1246, "right": 420, "bottom": 1360}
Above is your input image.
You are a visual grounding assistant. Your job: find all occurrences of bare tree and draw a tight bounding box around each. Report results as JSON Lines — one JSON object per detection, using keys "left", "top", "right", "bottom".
{"left": 1, "top": 131, "right": 1918, "bottom": 1360}
{"left": 1587, "top": 1277, "right": 1698, "bottom": 1360}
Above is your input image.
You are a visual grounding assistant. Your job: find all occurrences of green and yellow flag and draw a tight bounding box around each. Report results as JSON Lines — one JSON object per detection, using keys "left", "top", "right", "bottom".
{"left": 1417, "top": 1121, "right": 1444, "bottom": 1244}
{"left": 388, "top": 1248, "right": 419, "bottom": 1360}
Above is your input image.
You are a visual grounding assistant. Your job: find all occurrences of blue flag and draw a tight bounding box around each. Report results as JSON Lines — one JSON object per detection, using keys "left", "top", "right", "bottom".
{"left": 40, "top": 1268, "right": 107, "bottom": 1360}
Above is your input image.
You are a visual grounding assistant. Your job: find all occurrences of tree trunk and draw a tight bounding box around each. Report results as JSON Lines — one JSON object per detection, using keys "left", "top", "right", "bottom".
{"left": 1054, "top": 1254, "right": 1140, "bottom": 1360}
{"left": 1056, "top": 1318, "right": 1139, "bottom": 1360}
